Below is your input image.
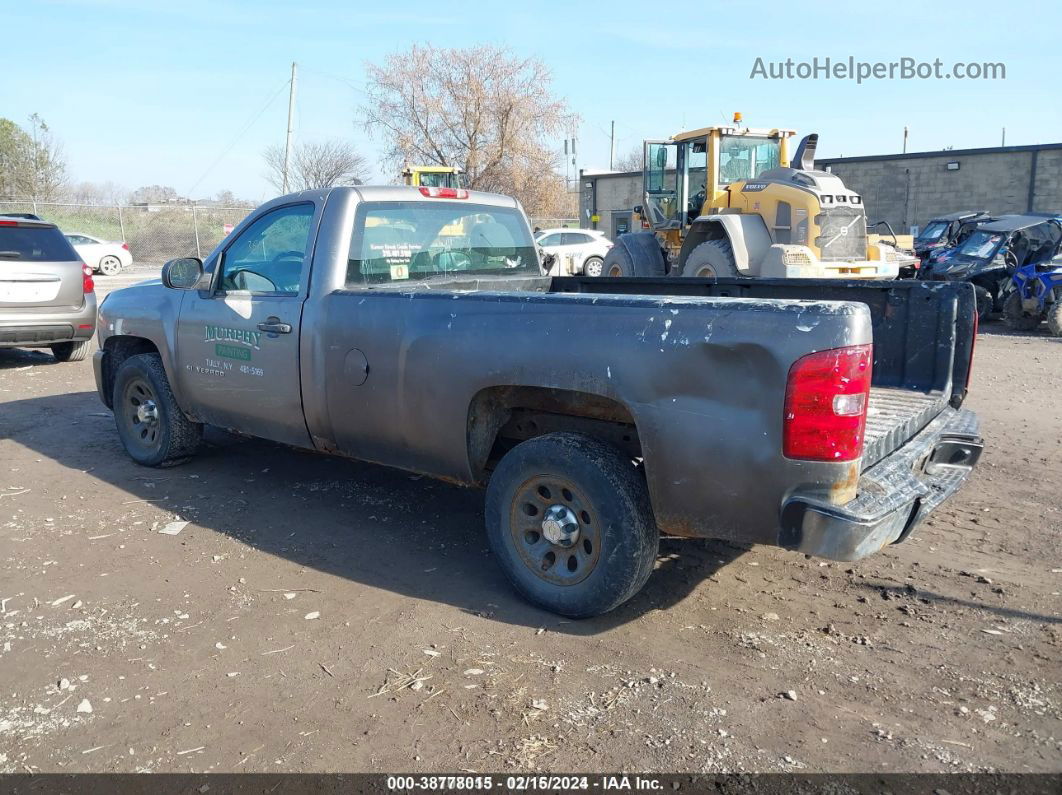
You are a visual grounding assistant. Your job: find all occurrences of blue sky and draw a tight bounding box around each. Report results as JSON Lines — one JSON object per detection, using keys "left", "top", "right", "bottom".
{"left": 4, "top": 0, "right": 1060, "bottom": 202}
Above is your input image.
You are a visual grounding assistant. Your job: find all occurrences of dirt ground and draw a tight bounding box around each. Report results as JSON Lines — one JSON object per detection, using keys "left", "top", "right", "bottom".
{"left": 1, "top": 281, "right": 1059, "bottom": 773}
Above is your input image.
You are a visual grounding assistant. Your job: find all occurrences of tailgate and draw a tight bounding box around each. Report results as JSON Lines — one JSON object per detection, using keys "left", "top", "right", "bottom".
{"left": 0, "top": 222, "right": 86, "bottom": 309}
{"left": 864, "top": 387, "right": 949, "bottom": 467}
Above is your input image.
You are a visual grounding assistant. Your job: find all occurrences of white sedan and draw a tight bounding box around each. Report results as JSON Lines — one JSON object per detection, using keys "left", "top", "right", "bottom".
{"left": 535, "top": 228, "right": 612, "bottom": 277}
{"left": 65, "top": 233, "right": 133, "bottom": 276}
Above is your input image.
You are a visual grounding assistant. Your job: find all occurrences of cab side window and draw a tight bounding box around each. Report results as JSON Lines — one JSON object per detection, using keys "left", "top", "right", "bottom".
{"left": 218, "top": 203, "right": 315, "bottom": 295}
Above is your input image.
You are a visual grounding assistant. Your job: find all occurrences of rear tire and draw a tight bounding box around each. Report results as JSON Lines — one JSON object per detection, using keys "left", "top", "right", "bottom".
{"left": 51, "top": 340, "right": 90, "bottom": 362}
{"left": 113, "top": 353, "right": 202, "bottom": 467}
{"left": 1002, "top": 292, "right": 1043, "bottom": 332}
{"left": 601, "top": 243, "right": 665, "bottom": 278}
{"left": 1047, "top": 301, "right": 1062, "bottom": 337}
{"left": 98, "top": 256, "right": 122, "bottom": 276}
{"left": 680, "top": 239, "right": 739, "bottom": 278}
{"left": 582, "top": 256, "right": 604, "bottom": 277}
{"left": 485, "top": 432, "right": 658, "bottom": 618}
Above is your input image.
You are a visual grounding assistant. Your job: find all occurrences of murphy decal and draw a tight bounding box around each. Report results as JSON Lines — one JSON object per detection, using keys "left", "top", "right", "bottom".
{"left": 204, "top": 325, "right": 262, "bottom": 350}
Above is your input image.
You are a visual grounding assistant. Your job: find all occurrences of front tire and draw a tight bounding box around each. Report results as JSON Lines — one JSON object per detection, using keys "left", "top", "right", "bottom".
{"left": 485, "top": 432, "right": 658, "bottom": 618}
{"left": 974, "top": 285, "right": 994, "bottom": 322}
{"left": 680, "top": 239, "right": 739, "bottom": 278}
{"left": 113, "top": 353, "right": 202, "bottom": 466}
{"left": 50, "top": 340, "right": 90, "bottom": 362}
{"left": 1002, "top": 292, "right": 1043, "bottom": 332}
{"left": 98, "top": 255, "right": 122, "bottom": 276}
{"left": 582, "top": 256, "right": 604, "bottom": 277}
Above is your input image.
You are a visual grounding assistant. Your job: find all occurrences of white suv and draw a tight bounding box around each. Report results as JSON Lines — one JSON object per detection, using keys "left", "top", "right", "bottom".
{"left": 535, "top": 228, "right": 612, "bottom": 277}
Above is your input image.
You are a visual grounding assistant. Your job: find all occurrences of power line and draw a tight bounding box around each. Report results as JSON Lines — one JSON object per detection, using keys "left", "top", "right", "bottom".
{"left": 185, "top": 77, "right": 291, "bottom": 197}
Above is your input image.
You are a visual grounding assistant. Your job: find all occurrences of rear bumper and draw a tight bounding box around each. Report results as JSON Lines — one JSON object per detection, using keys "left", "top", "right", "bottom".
{"left": 779, "top": 407, "right": 983, "bottom": 561}
{"left": 0, "top": 295, "right": 97, "bottom": 347}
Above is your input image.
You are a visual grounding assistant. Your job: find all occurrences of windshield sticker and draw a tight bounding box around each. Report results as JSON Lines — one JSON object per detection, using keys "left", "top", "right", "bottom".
{"left": 389, "top": 263, "right": 410, "bottom": 280}
{"left": 204, "top": 325, "right": 262, "bottom": 350}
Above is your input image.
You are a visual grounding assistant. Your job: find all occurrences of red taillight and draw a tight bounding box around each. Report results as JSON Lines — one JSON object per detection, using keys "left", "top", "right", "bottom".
{"left": 418, "top": 186, "right": 468, "bottom": 199}
{"left": 0, "top": 219, "right": 17, "bottom": 226}
{"left": 82, "top": 264, "right": 95, "bottom": 294}
{"left": 965, "top": 310, "right": 978, "bottom": 391}
{"left": 783, "top": 344, "right": 873, "bottom": 462}
{"left": 121, "top": 242, "right": 130, "bottom": 251}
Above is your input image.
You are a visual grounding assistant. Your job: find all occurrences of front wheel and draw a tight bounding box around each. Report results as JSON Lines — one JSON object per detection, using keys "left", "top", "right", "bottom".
{"left": 1002, "top": 292, "right": 1043, "bottom": 332}
{"left": 113, "top": 353, "right": 202, "bottom": 466}
{"left": 582, "top": 256, "right": 604, "bottom": 277}
{"left": 98, "top": 255, "right": 123, "bottom": 276}
{"left": 485, "top": 432, "right": 658, "bottom": 618}
{"left": 973, "top": 285, "right": 994, "bottom": 322}
{"left": 680, "top": 239, "right": 739, "bottom": 278}
{"left": 1046, "top": 301, "right": 1062, "bottom": 337}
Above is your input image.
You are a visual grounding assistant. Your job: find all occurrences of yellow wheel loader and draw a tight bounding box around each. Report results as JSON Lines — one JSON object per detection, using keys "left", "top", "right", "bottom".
{"left": 602, "top": 116, "right": 901, "bottom": 280}
{"left": 401, "top": 165, "right": 464, "bottom": 189}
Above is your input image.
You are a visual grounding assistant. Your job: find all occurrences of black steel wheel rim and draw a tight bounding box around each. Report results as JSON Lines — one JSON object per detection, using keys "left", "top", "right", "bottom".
{"left": 122, "top": 377, "right": 161, "bottom": 451}
{"left": 509, "top": 475, "right": 601, "bottom": 586}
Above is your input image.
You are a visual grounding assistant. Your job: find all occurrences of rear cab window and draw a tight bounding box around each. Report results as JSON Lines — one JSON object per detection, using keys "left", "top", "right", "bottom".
{"left": 0, "top": 224, "right": 80, "bottom": 263}
{"left": 345, "top": 201, "right": 539, "bottom": 286}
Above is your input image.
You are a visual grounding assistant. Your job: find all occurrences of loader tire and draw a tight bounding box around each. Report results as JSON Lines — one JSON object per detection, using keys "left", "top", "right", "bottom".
{"left": 602, "top": 243, "right": 665, "bottom": 278}
{"left": 1002, "top": 292, "right": 1043, "bottom": 332}
{"left": 680, "top": 239, "right": 739, "bottom": 279}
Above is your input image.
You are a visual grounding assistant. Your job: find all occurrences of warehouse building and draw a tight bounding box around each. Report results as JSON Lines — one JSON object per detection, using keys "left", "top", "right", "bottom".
{"left": 579, "top": 142, "right": 1062, "bottom": 238}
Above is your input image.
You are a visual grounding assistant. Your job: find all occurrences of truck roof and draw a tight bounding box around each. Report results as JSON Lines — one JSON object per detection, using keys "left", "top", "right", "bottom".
{"left": 265, "top": 185, "right": 521, "bottom": 209}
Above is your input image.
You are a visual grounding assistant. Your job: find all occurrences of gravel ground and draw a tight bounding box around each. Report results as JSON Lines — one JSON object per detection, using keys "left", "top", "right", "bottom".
{"left": 0, "top": 320, "right": 1059, "bottom": 774}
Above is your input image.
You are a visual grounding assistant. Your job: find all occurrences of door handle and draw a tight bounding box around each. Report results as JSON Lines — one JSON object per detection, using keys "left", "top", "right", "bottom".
{"left": 257, "top": 319, "right": 292, "bottom": 334}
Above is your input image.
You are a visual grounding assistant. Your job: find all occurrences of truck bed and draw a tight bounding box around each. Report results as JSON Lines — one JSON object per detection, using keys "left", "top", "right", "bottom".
{"left": 551, "top": 275, "right": 978, "bottom": 470}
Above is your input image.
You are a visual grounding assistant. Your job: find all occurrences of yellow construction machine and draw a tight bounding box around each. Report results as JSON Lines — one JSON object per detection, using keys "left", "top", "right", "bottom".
{"left": 401, "top": 165, "right": 464, "bottom": 189}
{"left": 602, "top": 114, "right": 901, "bottom": 279}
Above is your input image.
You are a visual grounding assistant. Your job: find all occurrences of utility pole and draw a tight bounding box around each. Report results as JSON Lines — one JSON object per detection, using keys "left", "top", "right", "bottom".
{"left": 902, "top": 125, "right": 908, "bottom": 154}
{"left": 609, "top": 121, "right": 615, "bottom": 171}
{"left": 282, "top": 61, "right": 298, "bottom": 194}
{"left": 1001, "top": 127, "right": 1006, "bottom": 147}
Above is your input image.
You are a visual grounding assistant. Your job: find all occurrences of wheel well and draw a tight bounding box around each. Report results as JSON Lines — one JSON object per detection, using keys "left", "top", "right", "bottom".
{"left": 100, "top": 336, "right": 160, "bottom": 408}
{"left": 467, "top": 386, "right": 641, "bottom": 482}
{"left": 675, "top": 220, "right": 726, "bottom": 273}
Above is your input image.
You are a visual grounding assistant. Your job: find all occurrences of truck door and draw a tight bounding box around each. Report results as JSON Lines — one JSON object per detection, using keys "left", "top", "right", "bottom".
{"left": 174, "top": 201, "right": 317, "bottom": 448}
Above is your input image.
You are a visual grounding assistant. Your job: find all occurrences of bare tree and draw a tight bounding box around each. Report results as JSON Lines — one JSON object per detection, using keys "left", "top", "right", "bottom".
{"left": 131, "top": 185, "right": 182, "bottom": 205}
{"left": 263, "top": 139, "right": 367, "bottom": 193}
{"left": 361, "top": 44, "right": 577, "bottom": 217}
{"left": 64, "top": 180, "right": 129, "bottom": 205}
{"left": 613, "top": 145, "right": 643, "bottom": 172}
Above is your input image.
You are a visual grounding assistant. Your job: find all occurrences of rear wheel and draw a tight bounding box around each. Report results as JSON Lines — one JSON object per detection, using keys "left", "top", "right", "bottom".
{"left": 98, "top": 255, "right": 122, "bottom": 276}
{"left": 50, "top": 340, "right": 90, "bottom": 362}
{"left": 680, "top": 239, "right": 739, "bottom": 278}
{"left": 485, "top": 432, "right": 658, "bottom": 618}
{"left": 1002, "top": 291, "right": 1043, "bottom": 332}
{"left": 113, "top": 353, "right": 202, "bottom": 466}
{"left": 582, "top": 256, "right": 604, "bottom": 277}
{"left": 1047, "top": 301, "right": 1062, "bottom": 337}
{"left": 601, "top": 244, "right": 665, "bottom": 278}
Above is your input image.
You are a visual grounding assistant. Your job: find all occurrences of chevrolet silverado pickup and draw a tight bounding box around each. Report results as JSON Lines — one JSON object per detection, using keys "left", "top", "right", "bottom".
{"left": 93, "top": 185, "right": 983, "bottom": 618}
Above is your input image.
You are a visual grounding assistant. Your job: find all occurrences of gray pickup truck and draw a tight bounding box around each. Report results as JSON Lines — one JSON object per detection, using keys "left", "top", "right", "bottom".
{"left": 93, "top": 185, "right": 983, "bottom": 618}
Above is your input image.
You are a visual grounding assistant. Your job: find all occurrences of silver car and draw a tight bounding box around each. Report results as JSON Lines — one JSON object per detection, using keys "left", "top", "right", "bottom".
{"left": 0, "top": 216, "right": 97, "bottom": 362}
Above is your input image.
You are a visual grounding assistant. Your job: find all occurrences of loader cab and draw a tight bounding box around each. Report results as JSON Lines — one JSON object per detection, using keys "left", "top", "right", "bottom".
{"left": 641, "top": 125, "right": 793, "bottom": 233}
{"left": 401, "top": 166, "right": 464, "bottom": 190}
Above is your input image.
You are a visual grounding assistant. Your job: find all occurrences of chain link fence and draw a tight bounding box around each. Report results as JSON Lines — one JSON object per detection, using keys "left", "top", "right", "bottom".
{"left": 530, "top": 217, "right": 579, "bottom": 230}
{"left": 0, "top": 201, "right": 256, "bottom": 267}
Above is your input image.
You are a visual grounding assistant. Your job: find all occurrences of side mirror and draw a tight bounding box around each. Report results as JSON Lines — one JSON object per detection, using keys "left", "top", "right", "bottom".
{"left": 162, "top": 257, "right": 204, "bottom": 289}
{"left": 633, "top": 204, "right": 643, "bottom": 214}
{"left": 541, "top": 251, "right": 557, "bottom": 273}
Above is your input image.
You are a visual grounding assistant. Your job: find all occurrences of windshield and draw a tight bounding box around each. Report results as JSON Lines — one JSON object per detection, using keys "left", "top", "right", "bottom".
{"left": 718, "top": 135, "right": 781, "bottom": 185}
{"left": 346, "top": 201, "right": 538, "bottom": 285}
{"left": 958, "top": 230, "right": 1003, "bottom": 259}
{"left": 917, "top": 221, "right": 949, "bottom": 242}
